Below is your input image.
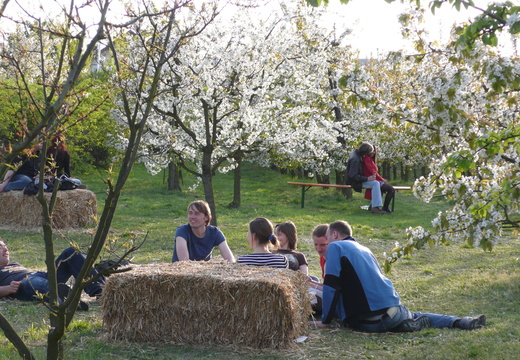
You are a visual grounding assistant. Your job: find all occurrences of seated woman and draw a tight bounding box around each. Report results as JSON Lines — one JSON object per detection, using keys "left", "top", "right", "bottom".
{"left": 237, "top": 217, "right": 289, "bottom": 269}
{"left": 0, "top": 142, "right": 42, "bottom": 192}
{"left": 273, "top": 221, "right": 308, "bottom": 275}
{"left": 172, "top": 200, "right": 235, "bottom": 263}
{"left": 362, "top": 145, "right": 395, "bottom": 214}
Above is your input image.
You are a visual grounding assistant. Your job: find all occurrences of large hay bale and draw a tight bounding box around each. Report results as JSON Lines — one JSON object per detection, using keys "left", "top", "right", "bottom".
{"left": 0, "top": 189, "right": 97, "bottom": 229}
{"left": 102, "top": 261, "right": 311, "bottom": 348}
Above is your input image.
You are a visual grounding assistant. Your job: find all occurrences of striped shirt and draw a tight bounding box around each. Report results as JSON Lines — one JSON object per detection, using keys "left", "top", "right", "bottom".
{"left": 237, "top": 253, "right": 289, "bottom": 269}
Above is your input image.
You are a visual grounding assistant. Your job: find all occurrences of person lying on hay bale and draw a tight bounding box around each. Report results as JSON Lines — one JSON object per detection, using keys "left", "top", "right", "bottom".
{"left": 237, "top": 217, "right": 289, "bottom": 268}
{"left": 0, "top": 142, "right": 42, "bottom": 193}
{"left": 172, "top": 200, "right": 235, "bottom": 263}
{"left": 0, "top": 238, "right": 104, "bottom": 311}
{"left": 315, "top": 220, "right": 486, "bottom": 332}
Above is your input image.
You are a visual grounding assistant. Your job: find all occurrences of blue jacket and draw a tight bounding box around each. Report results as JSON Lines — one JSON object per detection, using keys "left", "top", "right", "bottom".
{"left": 322, "top": 238, "right": 400, "bottom": 325}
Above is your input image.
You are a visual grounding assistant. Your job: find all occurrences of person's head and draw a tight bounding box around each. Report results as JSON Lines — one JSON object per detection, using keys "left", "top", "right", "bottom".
{"left": 358, "top": 142, "right": 374, "bottom": 156}
{"left": 326, "top": 220, "right": 353, "bottom": 243}
{"left": 275, "top": 221, "right": 298, "bottom": 250}
{"left": 0, "top": 238, "right": 9, "bottom": 266}
{"left": 248, "top": 217, "right": 279, "bottom": 248}
{"left": 312, "top": 224, "right": 329, "bottom": 257}
{"left": 50, "top": 133, "right": 67, "bottom": 150}
{"left": 187, "top": 200, "right": 212, "bottom": 227}
{"left": 368, "top": 145, "right": 377, "bottom": 159}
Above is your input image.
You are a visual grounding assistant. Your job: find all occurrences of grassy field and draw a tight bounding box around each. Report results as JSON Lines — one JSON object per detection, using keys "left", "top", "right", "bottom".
{"left": 0, "top": 163, "right": 518, "bottom": 359}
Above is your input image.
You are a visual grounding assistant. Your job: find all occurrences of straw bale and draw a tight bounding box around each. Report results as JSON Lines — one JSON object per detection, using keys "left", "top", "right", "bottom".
{"left": 102, "top": 261, "right": 312, "bottom": 349}
{"left": 0, "top": 189, "right": 97, "bottom": 229}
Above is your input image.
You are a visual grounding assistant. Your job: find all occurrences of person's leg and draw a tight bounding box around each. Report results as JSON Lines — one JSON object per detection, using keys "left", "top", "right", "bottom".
{"left": 362, "top": 181, "right": 383, "bottom": 208}
{"left": 411, "top": 311, "right": 458, "bottom": 328}
{"left": 15, "top": 272, "right": 49, "bottom": 301}
{"left": 3, "top": 174, "right": 33, "bottom": 192}
{"left": 56, "top": 247, "right": 104, "bottom": 297}
{"left": 381, "top": 183, "right": 395, "bottom": 212}
{"left": 355, "top": 305, "right": 412, "bottom": 333}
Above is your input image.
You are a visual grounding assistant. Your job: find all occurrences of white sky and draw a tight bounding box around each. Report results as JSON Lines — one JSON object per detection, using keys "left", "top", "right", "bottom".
{"left": 320, "top": 0, "right": 518, "bottom": 57}
{"left": 2, "top": 0, "right": 517, "bottom": 57}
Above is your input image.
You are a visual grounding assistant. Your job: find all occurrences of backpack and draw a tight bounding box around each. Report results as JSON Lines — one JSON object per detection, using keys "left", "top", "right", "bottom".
{"left": 58, "top": 176, "right": 77, "bottom": 190}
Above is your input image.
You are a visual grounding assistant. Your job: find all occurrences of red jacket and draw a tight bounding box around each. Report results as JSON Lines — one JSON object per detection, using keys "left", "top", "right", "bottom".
{"left": 362, "top": 156, "right": 385, "bottom": 200}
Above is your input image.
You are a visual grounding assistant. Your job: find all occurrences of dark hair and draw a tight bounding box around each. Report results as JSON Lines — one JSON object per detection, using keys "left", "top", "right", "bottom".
{"left": 46, "top": 133, "right": 70, "bottom": 173}
{"left": 312, "top": 224, "right": 328, "bottom": 238}
{"left": 329, "top": 220, "right": 352, "bottom": 239}
{"left": 275, "top": 221, "right": 298, "bottom": 250}
{"left": 188, "top": 200, "right": 212, "bottom": 226}
{"left": 250, "top": 217, "right": 279, "bottom": 247}
{"left": 358, "top": 142, "right": 374, "bottom": 156}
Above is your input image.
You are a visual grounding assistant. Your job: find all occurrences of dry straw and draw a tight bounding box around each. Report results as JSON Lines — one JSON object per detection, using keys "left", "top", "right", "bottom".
{"left": 102, "top": 261, "right": 312, "bottom": 349}
{"left": 0, "top": 189, "right": 97, "bottom": 229}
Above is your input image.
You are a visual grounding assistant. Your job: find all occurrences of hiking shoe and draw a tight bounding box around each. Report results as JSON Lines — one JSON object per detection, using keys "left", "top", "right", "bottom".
{"left": 392, "top": 315, "right": 431, "bottom": 332}
{"left": 370, "top": 207, "right": 386, "bottom": 214}
{"left": 57, "top": 283, "right": 89, "bottom": 311}
{"left": 456, "top": 315, "right": 486, "bottom": 330}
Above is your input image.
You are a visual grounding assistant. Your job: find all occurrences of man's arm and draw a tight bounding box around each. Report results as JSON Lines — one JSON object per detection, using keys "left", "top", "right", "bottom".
{"left": 175, "top": 237, "right": 190, "bottom": 261}
{"left": 0, "top": 281, "right": 21, "bottom": 298}
{"left": 218, "top": 241, "right": 235, "bottom": 263}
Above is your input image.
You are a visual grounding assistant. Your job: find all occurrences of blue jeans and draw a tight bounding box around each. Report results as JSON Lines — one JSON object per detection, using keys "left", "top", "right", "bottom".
{"left": 15, "top": 247, "right": 104, "bottom": 301}
{"left": 362, "top": 180, "right": 383, "bottom": 208}
{"left": 4, "top": 174, "right": 33, "bottom": 192}
{"left": 355, "top": 305, "right": 458, "bottom": 333}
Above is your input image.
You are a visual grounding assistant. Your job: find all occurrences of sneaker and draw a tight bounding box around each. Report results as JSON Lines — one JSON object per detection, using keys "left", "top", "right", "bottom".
{"left": 57, "top": 283, "right": 89, "bottom": 311}
{"left": 392, "top": 315, "right": 431, "bottom": 332}
{"left": 456, "top": 315, "right": 486, "bottom": 330}
{"left": 382, "top": 208, "right": 393, "bottom": 214}
{"left": 370, "top": 207, "right": 386, "bottom": 214}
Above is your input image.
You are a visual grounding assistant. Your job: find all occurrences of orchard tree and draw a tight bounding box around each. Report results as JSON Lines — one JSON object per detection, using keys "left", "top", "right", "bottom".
{"left": 0, "top": 0, "right": 217, "bottom": 359}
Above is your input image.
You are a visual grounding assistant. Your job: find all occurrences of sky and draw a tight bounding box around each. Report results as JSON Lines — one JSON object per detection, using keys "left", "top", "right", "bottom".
{"left": 1, "top": 0, "right": 517, "bottom": 57}
{"left": 319, "top": 0, "right": 517, "bottom": 57}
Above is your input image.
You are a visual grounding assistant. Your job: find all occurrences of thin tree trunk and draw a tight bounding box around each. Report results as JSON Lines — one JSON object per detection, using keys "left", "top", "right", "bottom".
{"left": 168, "top": 160, "right": 181, "bottom": 191}
{"left": 229, "top": 156, "right": 241, "bottom": 208}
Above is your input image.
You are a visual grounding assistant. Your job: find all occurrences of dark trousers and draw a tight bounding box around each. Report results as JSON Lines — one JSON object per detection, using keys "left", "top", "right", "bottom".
{"left": 381, "top": 183, "right": 395, "bottom": 210}
{"left": 16, "top": 247, "right": 104, "bottom": 300}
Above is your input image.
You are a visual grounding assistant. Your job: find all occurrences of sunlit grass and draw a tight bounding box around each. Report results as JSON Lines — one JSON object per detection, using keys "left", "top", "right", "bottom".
{"left": 0, "top": 163, "right": 518, "bottom": 359}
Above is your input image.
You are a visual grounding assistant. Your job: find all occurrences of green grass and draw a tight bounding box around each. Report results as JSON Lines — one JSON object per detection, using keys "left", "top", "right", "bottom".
{"left": 0, "top": 163, "right": 518, "bottom": 359}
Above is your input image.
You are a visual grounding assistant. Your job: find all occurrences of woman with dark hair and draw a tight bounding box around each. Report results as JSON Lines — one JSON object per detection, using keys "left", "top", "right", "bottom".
{"left": 0, "top": 142, "right": 43, "bottom": 192}
{"left": 46, "top": 133, "right": 71, "bottom": 178}
{"left": 362, "top": 146, "right": 395, "bottom": 214}
{"left": 345, "top": 142, "right": 386, "bottom": 214}
{"left": 172, "top": 200, "right": 235, "bottom": 263}
{"left": 237, "top": 217, "right": 288, "bottom": 269}
{"left": 273, "top": 221, "right": 308, "bottom": 274}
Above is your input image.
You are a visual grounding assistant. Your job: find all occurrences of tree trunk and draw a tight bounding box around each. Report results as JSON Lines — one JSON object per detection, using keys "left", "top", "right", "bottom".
{"left": 201, "top": 148, "right": 217, "bottom": 226}
{"left": 229, "top": 156, "right": 241, "bottom": 208}
{"left": 317, "top": 173, "right": 330, "bottom": 184}
{"left": 167, "top": 159, "right": 182, "bottom": 191}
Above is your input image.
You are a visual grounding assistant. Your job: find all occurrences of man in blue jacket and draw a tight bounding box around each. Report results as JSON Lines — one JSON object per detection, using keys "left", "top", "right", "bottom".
{"left": 320, "top": 220, "right": 486, "bottom": 332}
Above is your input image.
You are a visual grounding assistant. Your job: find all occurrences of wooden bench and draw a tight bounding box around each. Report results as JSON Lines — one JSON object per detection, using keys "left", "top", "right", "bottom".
{"left": 287, "top": 181, "right": 412, "bottom": 211}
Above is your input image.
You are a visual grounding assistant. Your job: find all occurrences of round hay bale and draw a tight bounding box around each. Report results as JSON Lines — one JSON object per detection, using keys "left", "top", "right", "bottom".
{"left": 101, "top": 261, "right": 312, "bottom": 348}
{"left": 0, "top": 189, "right": 97, "bottom": 229}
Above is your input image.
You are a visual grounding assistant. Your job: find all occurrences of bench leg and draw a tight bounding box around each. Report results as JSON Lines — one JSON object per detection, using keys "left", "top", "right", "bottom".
{"left": 391, "top": 195, "right": 395, "bottom": 212}
{"left": 301, "top": 185, "right": 305, "bottom": 208}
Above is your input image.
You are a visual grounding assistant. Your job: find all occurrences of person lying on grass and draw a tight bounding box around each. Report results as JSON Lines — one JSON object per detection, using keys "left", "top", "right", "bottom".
{"left": 314, "top": 220, "right": 486, "bottom": 332}
{"left": 172, "top": 200, "right": 235, "bottom": 263}
{"left": 0, "top": 238, "right": 104, "bottom": 311}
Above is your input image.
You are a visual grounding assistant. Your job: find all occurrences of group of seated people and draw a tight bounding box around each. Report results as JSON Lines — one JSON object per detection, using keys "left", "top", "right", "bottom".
{"left": 0, "top": 134, "right": 82, "bottom": 193}
{"left": 0, "top": 199, "right": 487, "bottom": 333}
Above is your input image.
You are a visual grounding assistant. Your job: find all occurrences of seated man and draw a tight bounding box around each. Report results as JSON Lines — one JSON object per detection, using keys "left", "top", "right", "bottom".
{"left": 0, "top": 238, "right": 104, "bottom": 309}
{"left": 319, "top": 220, "right": 486, "bottom": 332}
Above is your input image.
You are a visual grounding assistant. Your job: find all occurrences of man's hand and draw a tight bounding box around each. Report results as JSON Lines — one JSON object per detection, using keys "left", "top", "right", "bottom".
{"left": 367, "top": 175, "right": 376, "bottom": 181}
{"left": 0, "top": 281, "right": 22, "bottom": 298}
